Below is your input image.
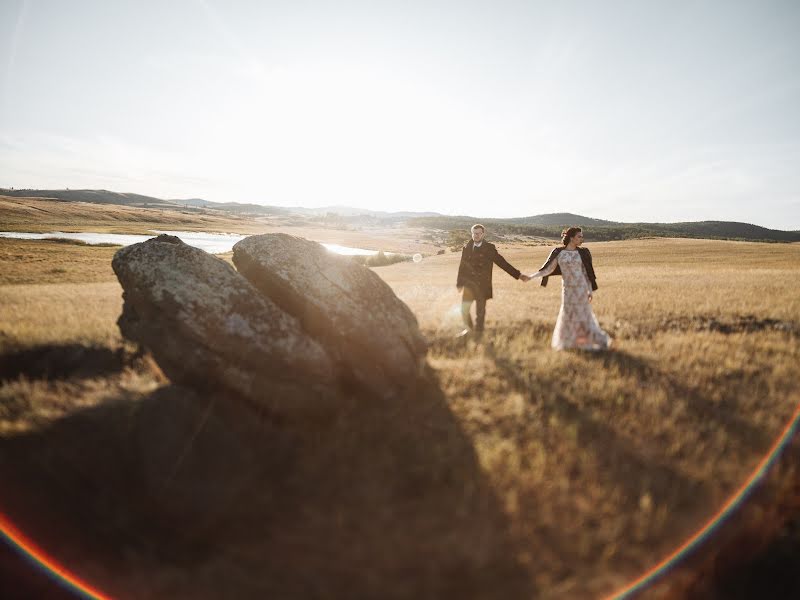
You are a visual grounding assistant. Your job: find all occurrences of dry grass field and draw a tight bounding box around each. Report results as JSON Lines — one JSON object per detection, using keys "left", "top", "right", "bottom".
{"left": 382, "top": 239, "right": 800, "bottom": 597}
{"left": 1, "top": 231, "right": 799, "bottom": 599}
{"left": 0, "top": 195, "right": 259, "bottom": 236}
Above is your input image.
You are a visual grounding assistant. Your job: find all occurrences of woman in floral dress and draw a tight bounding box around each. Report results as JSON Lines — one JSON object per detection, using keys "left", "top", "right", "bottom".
{"left": 526, "top": 227, "right": 612, "bottom": 351}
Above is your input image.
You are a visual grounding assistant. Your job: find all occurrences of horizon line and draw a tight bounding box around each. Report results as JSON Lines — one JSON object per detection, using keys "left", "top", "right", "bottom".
{"left": 1, "top": 186, "right": 798, "bottom": 232}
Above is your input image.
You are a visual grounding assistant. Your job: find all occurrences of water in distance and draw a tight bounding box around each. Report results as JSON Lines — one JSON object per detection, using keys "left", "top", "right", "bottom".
{"left": 0, "top": 230, "right": 381, "bottom": 256}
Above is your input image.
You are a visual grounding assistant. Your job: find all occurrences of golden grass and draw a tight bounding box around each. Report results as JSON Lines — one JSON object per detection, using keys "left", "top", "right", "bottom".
{"left": 1, "top": 235, "right": 799, "bottom": 598}
{"left": 0, "top": 195, "right": 261, "bottom": 235}
{"left": 0, "top": 281, "right": 122, "bottom": 350}
{"left": 379, "top": 238, "right": 800, "bottom": 335}
{"left": 0, "top": 354, "right": 161, "bottom": 436}
{"left": 0, "top": 239, "right": 119, "bottom": 286}
{"left": 375, "top": 237, "right": 800, "bottom": 596}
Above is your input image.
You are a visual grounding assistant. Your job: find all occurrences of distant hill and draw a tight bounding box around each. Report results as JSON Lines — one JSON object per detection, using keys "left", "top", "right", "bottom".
{"left": 284, "top": 205, "right": 441, "bottom": 218}
{"left": 0, "top": 189, "right": 291, "bottom": 217}
{"left": 3, "top": 188, "right": 797, "bottom": 242}
{"left": 639, "top": 220, "right": 800, "bottom": 241}
{"left": 505, "top": 212, "right": 619, "bottom": 227}
{"left": 409, "top": 214, "right": 800, "bottom": 243}
{"left": 178, "top": 198, "right": 218, "bottom": 208}
{"left": 174, "top": 198, "right": 289, "bottom": 215}
{"left": 0, "top": 188, "right": 177, "bottom": 208}
{"left": 0, "top": 189, "right": 438, "bottom": 220}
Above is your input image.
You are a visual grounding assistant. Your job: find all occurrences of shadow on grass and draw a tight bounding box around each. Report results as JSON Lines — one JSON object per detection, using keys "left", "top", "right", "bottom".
{"left": 580, "top": 349, "right": 772, "bottom": 454}
{"left": 0, "top": 344, "right": 133, "bottom": 382}
{"left": 0, "top": 348, "right": 536, "bottom": 599}
{"left": 486, "top": 345, "right": 712, "bottom": 512}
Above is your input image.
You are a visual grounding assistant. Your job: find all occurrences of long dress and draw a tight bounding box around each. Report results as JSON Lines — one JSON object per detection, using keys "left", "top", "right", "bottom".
{"left": 537, "top": 249, "right": 611, "bottom": 351}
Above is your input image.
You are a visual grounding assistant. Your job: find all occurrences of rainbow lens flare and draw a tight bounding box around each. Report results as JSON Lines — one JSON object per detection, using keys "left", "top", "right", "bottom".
{"left": 606, "top": 401, "right": 800, "bottom": 599}
{"left": 0, "top": 511, "right": 109, "bottom": 599}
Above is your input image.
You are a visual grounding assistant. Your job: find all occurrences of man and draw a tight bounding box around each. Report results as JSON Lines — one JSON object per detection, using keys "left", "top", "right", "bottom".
{"left": 456, "top": 224, "right": 529, "bottom": 339}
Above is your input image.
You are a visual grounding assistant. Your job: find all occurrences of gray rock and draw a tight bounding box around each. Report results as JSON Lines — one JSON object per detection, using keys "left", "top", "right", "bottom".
{"left": 112, "top": 235, "right": 336, "bottom": 417}
{"left": 233, "top": 233, "right": 427, "bottom": 395}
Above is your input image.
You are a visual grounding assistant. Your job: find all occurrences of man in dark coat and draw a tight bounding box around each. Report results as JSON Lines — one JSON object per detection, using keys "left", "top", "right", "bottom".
{"left": 456, "top": 224, "right": 529, "bottom": 338}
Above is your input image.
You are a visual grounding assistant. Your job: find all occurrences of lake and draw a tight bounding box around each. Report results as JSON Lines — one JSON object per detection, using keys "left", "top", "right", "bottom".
{"left": 0, "top": 230, "right": 382, "bottom": 256}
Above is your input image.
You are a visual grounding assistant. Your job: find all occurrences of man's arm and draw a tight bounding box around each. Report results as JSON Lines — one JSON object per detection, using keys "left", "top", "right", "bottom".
{"left": 456, "top": 246, "right": 468, "bottom": 290}
{"left": 492, "top": 247, "right": 521, "bottom": 280}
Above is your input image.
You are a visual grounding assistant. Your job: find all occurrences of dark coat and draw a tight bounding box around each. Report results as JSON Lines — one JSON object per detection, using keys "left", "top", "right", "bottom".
{"left": 538, "top": 246, "right": 598, "bottom": 291}
{"left": 456, "top": 240, "right": 521, "bottom": 299}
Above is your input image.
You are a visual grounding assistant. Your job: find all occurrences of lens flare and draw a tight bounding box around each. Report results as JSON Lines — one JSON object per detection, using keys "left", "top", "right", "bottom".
{"left": 0, "top": 512, "right": 110, "bottom": 600}
{"left": 606, "top": 400, "right": 800, "bottom": 599}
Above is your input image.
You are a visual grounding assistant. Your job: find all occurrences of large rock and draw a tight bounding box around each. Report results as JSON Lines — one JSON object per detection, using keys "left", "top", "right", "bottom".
{"left": 233, "top": 233, "right": 427, "bottom": 395}
{"left": 112, "top": 235, "right": 336, "bottom": 417}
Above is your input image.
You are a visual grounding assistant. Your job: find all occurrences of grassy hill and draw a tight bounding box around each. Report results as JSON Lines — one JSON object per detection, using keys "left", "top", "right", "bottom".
{"left": 3, "top": 188, "right": 797, "bottom": 242}
{"left": 410, "top": 215, "right": 800, "bottom": 243}
{"left": 177, "top": 198, "right": 289, "bottom": 215}
{"left": 0, "top": 189, "right": 431, "bottom": 220}
{"left": 0, "top": 189, "right": 288, "bottom": 217}
{"left": 0, "top": 188, "right": 177, "bottom": 208}
{"left": 505, "top": 212, "right": 618, "bottom": 226}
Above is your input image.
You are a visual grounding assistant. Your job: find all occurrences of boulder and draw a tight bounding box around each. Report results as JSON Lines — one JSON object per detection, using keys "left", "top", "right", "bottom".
{"left": 232, "top": 234, "right": 427, "bottom": 395}
{"left": 112, "top": 235, "right": 336, "bottom": 417}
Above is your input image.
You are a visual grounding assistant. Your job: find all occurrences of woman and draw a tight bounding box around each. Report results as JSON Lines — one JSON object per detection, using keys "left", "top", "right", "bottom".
{"left": 526, "top": 227, "right": 612, "bottom": 351}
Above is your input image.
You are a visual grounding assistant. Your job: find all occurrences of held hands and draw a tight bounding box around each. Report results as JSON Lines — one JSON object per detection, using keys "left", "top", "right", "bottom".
{"left": 520, "top": 272, "right": 539, "bottom": 283}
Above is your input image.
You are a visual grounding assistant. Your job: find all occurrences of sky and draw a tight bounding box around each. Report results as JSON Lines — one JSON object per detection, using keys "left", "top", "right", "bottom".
{"left": 1, "top": 0, "right": 799, "bottom": 229}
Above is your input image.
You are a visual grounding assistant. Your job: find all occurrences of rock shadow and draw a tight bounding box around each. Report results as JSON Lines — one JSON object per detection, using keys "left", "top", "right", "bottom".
{"left": 0, "top": 344, "right": 133, "bottom": 382}
{"left": 0, "top": 369, "right": 536, "bottom": 599}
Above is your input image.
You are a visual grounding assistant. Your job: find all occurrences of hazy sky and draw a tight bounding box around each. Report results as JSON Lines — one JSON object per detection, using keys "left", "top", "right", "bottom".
{"left": 1, "top": 0, "right": 799, "bottom": 228}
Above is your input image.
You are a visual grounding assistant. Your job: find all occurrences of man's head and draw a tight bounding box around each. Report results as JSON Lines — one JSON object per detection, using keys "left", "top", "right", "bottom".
{"left": 471, "top": 224, "right": 485, "bottom": 244}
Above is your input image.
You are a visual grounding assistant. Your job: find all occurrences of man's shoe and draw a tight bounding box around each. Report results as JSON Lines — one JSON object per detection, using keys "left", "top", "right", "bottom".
{"left": 455, "top": 328, "right": 471, "bottom": 339}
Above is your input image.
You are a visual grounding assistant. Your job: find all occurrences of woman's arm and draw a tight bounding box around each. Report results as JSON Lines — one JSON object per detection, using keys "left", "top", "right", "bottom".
{"left": 528, "top": 255, "right": 559, "bottom": 279}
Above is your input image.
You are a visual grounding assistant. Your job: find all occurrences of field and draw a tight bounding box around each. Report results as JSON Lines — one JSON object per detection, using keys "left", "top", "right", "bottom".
{"left": 1, "top": 215, "right": 800, "bottom": 598}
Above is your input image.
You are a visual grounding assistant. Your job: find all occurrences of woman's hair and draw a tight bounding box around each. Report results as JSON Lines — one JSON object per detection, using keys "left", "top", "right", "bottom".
{"left": 561, "top": 226, "right": 582, "bottom": 246}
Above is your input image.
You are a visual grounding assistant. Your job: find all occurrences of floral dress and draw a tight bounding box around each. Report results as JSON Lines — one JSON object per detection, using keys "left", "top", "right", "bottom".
{"left": 537, "top": 250, "right": 611, "bottom": 351}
